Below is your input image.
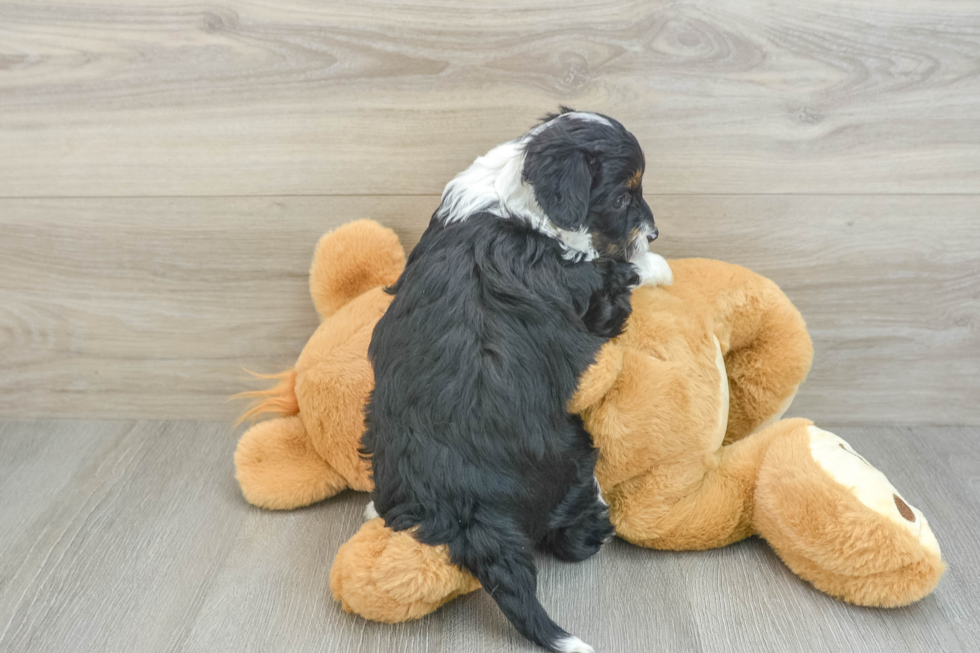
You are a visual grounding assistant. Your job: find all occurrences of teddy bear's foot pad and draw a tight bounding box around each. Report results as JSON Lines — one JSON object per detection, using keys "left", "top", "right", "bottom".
{"left": 755, "top": 421, "right": 945, "bottom": 607}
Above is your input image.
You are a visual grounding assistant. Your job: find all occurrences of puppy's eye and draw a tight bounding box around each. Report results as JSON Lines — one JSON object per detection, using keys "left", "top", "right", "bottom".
{"left": 615, "top": 194, "right": 632, "bottom": 209}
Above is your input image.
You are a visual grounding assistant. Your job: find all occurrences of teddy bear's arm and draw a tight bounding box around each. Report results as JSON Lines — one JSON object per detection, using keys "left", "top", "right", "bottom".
{"left": 568, "top": 344, "right": 624, "bottom": 414}
{"left": 662, "top": 259, "right": 813, "bottom": 445}
{"left": 609, "top": 418, "right": 798, "bottom": 550}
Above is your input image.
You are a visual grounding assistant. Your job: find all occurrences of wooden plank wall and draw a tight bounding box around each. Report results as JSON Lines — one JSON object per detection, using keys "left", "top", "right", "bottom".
{"left": 1, "top": 0, "right": 978, "bottom": 424}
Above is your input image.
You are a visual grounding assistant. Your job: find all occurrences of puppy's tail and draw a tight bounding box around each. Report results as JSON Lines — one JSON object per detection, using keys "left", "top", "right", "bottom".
{"left": 458, "top": 527, "right": 594, "bottom": 653}
{"left": 233, "top": 368, "right": 299, "bottom": 425}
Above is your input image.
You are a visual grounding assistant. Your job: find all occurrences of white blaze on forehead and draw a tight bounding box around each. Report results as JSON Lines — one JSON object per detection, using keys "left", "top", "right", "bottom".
{"left": 564, "top": 111, "right": 612, "bottom": 127}
{"left": 524, "top": 111, "right": 612, "bottom": 139}
{"left": 807, "top": 426, "right": 940, "bottom": 557}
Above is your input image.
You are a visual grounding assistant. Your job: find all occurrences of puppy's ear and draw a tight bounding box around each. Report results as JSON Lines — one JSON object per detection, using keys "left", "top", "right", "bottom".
{"left": 522, "top": 129, "right": 593, "bottom": 231}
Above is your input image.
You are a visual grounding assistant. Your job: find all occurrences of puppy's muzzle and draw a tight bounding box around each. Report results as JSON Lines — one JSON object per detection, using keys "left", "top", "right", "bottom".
{"left": 646, "top": 226, "right": 659, "bottom": 243}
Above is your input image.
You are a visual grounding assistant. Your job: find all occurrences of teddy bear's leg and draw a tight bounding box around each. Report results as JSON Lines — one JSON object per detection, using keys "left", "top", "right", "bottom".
{"left": 298, "top": 352, "right": 375, "bottom": 493}
{"left": 663, "top": 260, "right": 812, "bottom": 445}
{"left": 234, "top": 415, "right": 350, "bottom": 510}
{"left": 330, "top": 518, "right": 482, "bottom": 623}
{"left": 721, "top": 287, "right": 813, "bottom": 445}
{"left": 609, "top": 419, "right": 808, "bottom": 551}
{"left": 754, "top": 421, "right": 944, "bottom": 607}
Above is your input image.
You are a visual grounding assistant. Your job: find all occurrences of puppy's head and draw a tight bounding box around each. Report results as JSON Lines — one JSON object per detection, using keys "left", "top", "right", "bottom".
{"left": 434, "top": 108, "right": 655, "bottom": 263}
{"left": 522, "top": 108, "right": 656, "bottom": 263}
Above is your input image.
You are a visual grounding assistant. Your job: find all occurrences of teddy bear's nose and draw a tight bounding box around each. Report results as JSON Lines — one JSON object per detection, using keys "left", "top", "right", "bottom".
{"left": 647, "top": 227, "right": 659, "bottom": 243}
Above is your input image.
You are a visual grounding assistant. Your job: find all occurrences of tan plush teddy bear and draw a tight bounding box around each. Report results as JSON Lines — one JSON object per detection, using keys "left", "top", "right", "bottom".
{"left": 235, "top": 220, "right": 944, "bottom": 624}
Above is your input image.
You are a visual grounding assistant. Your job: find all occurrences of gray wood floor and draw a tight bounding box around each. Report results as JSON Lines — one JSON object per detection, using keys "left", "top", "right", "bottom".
{"left": 0, "top": 420, "right": 975, "bottom": 653}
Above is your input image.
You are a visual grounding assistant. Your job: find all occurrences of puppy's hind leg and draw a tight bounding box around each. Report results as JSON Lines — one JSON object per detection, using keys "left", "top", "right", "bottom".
{"left": 540, "top": 418, "right": 614, "bottom": 563}
{"left": 540, "top": 475, "right": 614, "bottom": 563}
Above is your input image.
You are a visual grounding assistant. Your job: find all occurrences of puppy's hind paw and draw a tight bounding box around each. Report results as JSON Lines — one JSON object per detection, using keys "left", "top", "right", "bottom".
{"left": 631, "top": 252, "right": 673, "bottom": 288}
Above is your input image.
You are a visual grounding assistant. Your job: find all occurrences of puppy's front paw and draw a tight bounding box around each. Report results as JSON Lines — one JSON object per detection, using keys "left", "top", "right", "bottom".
{"left": 631, "top": 252, "right": 673, "bottom": 287}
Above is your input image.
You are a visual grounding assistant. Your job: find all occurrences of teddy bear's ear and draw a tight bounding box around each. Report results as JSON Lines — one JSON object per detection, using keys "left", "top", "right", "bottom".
{"left": 309, "top": 220, "right": 407, "bottom": 319}
{"left": 569, "top": 343, "right": 624, "bottom": 414}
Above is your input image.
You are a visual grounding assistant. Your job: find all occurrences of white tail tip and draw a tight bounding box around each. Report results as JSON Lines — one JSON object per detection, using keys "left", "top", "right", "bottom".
{"left": 555, "top": 635, "right": 595, "bottom": 653}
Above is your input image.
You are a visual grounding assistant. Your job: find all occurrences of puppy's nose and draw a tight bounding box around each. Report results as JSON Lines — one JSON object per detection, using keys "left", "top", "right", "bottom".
{"left": 647, "top": 227, "right": 659, "bottom": 243}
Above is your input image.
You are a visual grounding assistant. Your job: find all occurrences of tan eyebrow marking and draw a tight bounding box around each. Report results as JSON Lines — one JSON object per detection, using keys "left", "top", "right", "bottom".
{"left": 627, "top": 169, "right": 643, "bottom": 189}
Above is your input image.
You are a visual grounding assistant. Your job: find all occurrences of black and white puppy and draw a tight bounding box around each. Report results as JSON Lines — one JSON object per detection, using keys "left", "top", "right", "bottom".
{"left": 362, "top": 109, "right": 670, "bottom": 653}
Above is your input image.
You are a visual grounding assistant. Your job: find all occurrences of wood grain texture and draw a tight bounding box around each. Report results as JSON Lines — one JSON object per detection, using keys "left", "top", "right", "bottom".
{"left": 2, "top": 195, "right": 977, "bottom": 424}
{"left": 1, "top": 0, "right": 979, "bottom": 196}
{"left": 0, "top": 420, "right": 976, "bottom": 653}
{"left": 0, "top": 421, "right": 245, "bottom": 653}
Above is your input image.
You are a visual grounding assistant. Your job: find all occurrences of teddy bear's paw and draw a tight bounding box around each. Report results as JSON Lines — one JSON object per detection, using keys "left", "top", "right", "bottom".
{"left": 631, "top": 252, "right": 673, "bottom": 288}
{"left": 363, "top": 500, "right": 380, "bottom": 521}
{"left": 755, "top": 420, "right": 945, "bottom": 606}
{"left": 234, "top": 416, "right": 349, "bottom": 510}
{"left": 331, "top": 520, "right": 481, "bottom": 623}
{"left": 807, "top": 426, "right": 940, "bottom": 558}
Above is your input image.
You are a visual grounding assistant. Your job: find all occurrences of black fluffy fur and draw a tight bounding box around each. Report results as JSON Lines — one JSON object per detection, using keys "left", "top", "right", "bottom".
{"left": 362, "top": 110, "right": 654, "bottom": 653}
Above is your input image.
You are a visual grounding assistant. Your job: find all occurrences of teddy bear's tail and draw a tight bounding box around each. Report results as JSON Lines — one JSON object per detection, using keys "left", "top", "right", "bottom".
{"left": 234, "top": 369, "right": 299, "bottom": 425}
